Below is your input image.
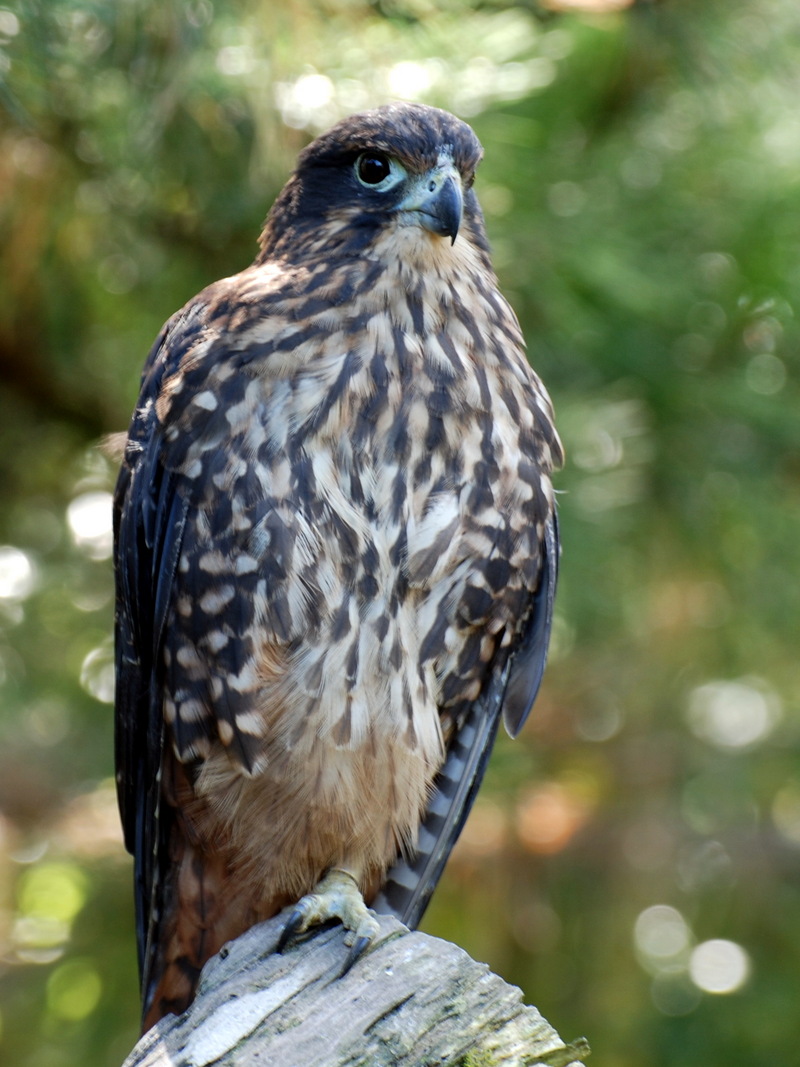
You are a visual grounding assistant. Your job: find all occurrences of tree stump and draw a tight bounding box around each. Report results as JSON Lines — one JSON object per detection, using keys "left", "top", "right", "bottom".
{"left": 122, "top": 913, "right": 590, "bottom": 1066}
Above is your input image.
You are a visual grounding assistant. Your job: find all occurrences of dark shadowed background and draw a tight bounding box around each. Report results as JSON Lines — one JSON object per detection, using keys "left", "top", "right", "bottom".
{"left": 1, "top": 1, "right": 799, "bottom": 1064}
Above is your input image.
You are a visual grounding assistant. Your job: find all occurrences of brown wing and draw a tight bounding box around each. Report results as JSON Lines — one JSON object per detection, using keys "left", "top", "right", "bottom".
{"left": 373, "top": 514, "right": 559, "bottom": 925}
{"left": 114, "top": 294, "right": 276, "bottom": 1026}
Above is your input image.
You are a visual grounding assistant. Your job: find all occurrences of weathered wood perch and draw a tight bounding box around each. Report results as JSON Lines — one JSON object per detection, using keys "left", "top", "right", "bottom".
{"left": 122, "top": 913, "right": 590, "bottom": 1066}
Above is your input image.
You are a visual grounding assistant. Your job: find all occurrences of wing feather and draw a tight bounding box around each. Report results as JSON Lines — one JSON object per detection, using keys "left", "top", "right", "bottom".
{"left": 502, "top": 512, "right": 560, "bottom": 738}
{"left": 375, "top": 512, "right": 559, "bottom": 928}
{"left": 114, "top": 322, "right": 191, "bottom": 991}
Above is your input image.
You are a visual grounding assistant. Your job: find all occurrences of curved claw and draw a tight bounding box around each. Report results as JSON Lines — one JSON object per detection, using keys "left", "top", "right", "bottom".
{"left": 276, "top": 903, "right": 309, "bottom": 953}
{"left": 340, "top": 933, "right": 373, "bottom": 978}
{"left": 275, "top": 869, "right": 379, "bottom": 970}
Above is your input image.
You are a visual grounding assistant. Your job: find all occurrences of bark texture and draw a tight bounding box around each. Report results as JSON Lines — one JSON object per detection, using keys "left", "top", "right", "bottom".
{"left": 122, "top": 913, "right": 590, "bottom": 1066}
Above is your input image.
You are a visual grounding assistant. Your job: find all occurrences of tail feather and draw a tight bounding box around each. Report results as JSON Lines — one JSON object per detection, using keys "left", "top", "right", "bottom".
{"left": 142, "top": 831, "right": 233, "bottom": 1029}
{"left": 141, "top": 821, "right": 288, "bottom": 1032}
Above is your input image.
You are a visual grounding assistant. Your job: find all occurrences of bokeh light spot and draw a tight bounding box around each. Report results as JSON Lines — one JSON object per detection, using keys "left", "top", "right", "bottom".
{"left": 388, "top": 60, "right": 439, "bottom": 101}
{"left": 97, "top": 252, "right": 139, "bottom": 295}
{"left": 575, "top": 699, "right": 622, "bottom": 742}
{"left": 46, "top": 960, "right": 103, "bottom": 1021}
{"left": 80, "top": 644, "right": 115, "bottom": 704}
{"left": 515, "top": 782, "right": 592, "bottom": 854}
{"left": 13, "top": 860, "right": 89, "bottom": 959}
{"left": 745, "top": 352, "right": 786, "bottom": 395}
{"left": 66, "top": 492, "right": 114, "bottom": 560}
{"left": 687, "top": 678, "right": 780, "bottom": 749}
{"left": 634, "top": 905, "right": 692, "bottom": 971}
{"left": 0, "top": 545, "right": 36, "bottom": 600}
{"left": 276, "top": 72, "right": 335, "bottom": 130}
{"left": 510, "top": 899, "right": 562, "bottom": 954}
{"left": 742, "top": 315, "right": 781, "bottom": 352}
{"left": 215, "top": 45, "right": 255, "bottom": 77}
{"left": 689, "top": 939, "right": 750, "bottom": 994}
{"left": 11, "top": 916, "right": 70, "bottom": 958}
{"left": 0, "top": 8, "right": 20, "bottom": 37}
{"left": 26, "top": 699, "right": 71, "bottom": 748}
{"left": 676, "top": 840, "right": 734, "bottom": 892}
{"left": 18, "top": 862, "right": 88, "bottom": 925}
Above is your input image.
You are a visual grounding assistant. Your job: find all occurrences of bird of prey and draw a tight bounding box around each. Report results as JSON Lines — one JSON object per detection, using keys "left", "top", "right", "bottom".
{"left": 114, "top": 102, "right": 562, "bottom": 1032}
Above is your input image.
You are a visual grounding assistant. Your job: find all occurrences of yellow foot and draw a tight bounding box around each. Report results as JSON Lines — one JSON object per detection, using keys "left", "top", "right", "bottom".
{"left": 277, "top": 868, "right": 380, "bottom": 973}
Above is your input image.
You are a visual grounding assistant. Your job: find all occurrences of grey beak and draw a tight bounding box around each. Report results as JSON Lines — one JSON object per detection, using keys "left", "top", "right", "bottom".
{"left": 398, "top": 162, "right": 464, "bottom": 244}
{"left": 420, "top": 173, "right": 462, "bottom": 244}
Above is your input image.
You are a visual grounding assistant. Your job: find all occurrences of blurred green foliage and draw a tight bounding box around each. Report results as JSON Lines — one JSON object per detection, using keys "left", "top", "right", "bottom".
{"left": 1, "top": 1, "right": 799, "bottom": 1064}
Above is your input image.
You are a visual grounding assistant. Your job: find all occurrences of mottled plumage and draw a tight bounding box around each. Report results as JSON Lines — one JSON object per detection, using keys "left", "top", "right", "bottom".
{"left": 114, "top": 102, "right": 563, "bottom": 1031}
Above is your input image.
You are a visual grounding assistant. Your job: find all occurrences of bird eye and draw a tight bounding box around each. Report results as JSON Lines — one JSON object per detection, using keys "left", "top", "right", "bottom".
{"left": 356, "top": 153, "right": 391, "bottom": 185}
{"left": 354, "top": 152, "right": 405, "bottom": 191}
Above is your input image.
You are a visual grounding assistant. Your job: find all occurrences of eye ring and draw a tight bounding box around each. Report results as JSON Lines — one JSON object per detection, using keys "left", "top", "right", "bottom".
{"left": 354, "top": 152, "right": 405, "bottom": 191}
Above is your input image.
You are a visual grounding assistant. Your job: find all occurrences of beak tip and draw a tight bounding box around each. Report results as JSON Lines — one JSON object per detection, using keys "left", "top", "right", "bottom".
{"left": 403, "top": 166, "right": 463, "bottom": 244}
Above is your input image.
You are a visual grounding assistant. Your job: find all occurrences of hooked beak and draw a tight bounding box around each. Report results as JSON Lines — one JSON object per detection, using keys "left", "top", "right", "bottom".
{"left": 398, "top": 160, "right": 463, "bottom": 244}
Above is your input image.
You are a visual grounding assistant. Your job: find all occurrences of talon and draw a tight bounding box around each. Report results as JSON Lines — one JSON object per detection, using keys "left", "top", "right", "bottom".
{"left": 277, "top": 903, "right": 309, "bottom": 953}
{"left": 340, "top": 933, "right": 373, "bottom": 977}
{"left": 276, "top": 868, "right": 379, "bottom": 969}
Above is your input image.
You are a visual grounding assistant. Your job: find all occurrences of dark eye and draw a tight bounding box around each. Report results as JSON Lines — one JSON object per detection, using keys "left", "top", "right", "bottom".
{"left": 356, "top": 153, "right": 392, "bottom": 186}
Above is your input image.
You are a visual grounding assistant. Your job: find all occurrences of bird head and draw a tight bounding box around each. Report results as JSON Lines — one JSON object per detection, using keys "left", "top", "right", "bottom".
{"left": 258, "top": 103, "right": 490, "bottom": 264}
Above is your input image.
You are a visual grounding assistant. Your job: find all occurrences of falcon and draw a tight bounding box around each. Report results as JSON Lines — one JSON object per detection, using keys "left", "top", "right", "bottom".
{"left": 113, "top": 102, "right": 563, "bottom": 1032}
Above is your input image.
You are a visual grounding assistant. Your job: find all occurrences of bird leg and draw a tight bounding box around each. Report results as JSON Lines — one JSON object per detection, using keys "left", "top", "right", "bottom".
{"left": 277, "top": 867, "right": 380, "bottom": 973}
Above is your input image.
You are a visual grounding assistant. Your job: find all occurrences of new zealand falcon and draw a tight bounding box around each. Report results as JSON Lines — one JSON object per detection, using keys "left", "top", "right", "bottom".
{"left": 113, "top": 102, "right": 563, "bottom": 1031}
